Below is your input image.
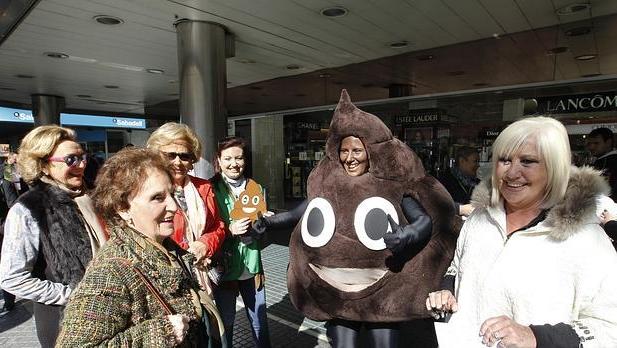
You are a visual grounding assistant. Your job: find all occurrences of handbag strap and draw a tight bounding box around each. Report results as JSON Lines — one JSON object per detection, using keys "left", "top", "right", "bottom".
{"left": 111, "top": 257, "right": 174, "bottom": 315}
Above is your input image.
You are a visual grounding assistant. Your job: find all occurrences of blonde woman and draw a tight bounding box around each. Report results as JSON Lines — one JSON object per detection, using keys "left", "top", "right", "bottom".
{"left": 0, "top": 125, "right": 106, "bottom": 347}
{"left": 147, "top": 123, "right": 226, "bottom": 291}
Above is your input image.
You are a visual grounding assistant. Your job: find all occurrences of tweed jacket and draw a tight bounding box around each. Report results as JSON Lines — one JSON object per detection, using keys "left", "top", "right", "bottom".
{"left": 56, "top": 226, "right": 220, "bottom": 347}
{"left": 445, "top": 166, "right": 617, "bottom": 347}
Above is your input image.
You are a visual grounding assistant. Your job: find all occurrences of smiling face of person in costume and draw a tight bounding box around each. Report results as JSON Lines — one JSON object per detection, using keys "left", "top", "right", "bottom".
{"left": 339, "top": 136, "right": 369, "bottom": 176}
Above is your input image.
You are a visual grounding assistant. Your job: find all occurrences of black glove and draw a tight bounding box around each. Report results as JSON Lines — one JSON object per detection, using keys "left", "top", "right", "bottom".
{"left": 250, "top": 212, "right": 269, "bottom": 237}
{"left": 384, "top": 207, "right": 432, "bottom": 255}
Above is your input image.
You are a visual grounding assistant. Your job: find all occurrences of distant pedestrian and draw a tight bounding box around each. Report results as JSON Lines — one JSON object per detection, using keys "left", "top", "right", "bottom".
{"left": 587, "top": 127, "right": 617, "bottom": 199}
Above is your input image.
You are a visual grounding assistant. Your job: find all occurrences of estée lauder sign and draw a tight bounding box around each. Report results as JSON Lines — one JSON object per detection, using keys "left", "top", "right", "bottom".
{"left": 538, "top": 92, "right": 617, "bottom": 114}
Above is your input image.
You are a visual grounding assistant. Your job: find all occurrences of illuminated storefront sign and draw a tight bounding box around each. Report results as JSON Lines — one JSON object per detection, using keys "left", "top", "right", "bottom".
{"left": 0, "top": 106, "right": 146, "bottom": 129}
{"left": 0, "top": 107, "right": 34, "bottom": 123}
{"left": 538, "top": 92, "right": 617, "bottom": 114}
{"left": 60, "top": 113, "right": 146, "bottom": 129}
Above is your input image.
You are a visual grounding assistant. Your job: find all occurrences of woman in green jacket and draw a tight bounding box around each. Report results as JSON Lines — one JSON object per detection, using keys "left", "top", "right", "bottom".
{"left": 212, "top": 136, "right": 271, "bottom": 348}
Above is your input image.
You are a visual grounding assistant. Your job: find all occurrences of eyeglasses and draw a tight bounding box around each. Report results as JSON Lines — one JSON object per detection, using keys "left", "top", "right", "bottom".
{"left": 48, "top": 154, "right": 88, "bottom": 167}
{"left": 162, "top": 151, "right": 195, "bottom": 162}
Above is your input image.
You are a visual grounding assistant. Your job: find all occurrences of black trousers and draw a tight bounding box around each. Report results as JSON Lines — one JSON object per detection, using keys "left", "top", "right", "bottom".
{"left": 326, "top": 319, "right": 400, "bottom": 348}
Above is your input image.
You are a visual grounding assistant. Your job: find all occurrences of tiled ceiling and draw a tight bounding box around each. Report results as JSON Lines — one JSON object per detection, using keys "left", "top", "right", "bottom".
{"left": 0, "top": 0, "right": 616, "bottom": 119}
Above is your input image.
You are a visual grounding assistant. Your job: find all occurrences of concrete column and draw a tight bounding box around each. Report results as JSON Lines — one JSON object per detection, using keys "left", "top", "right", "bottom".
{"left": 252, "top": 116, "right": 285, "bottom": 210}
{"left": 31, "top": 94, "right": 64, "bottom": 126}
{"left": 175, "top": 19, "right": 232, "bottom": 179}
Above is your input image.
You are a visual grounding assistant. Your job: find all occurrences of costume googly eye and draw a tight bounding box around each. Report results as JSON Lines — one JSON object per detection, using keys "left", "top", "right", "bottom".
{"left": 301, "top": 197, "right": 336, "bottom": 248}
{"left": 354, "top": 197, "right": 398, "bottom": 250}
{"left": 252, "top": 195, "right": 260, "bottom": 205}
{"left": 241, "top": 195, "right": 249, "bottom": 204}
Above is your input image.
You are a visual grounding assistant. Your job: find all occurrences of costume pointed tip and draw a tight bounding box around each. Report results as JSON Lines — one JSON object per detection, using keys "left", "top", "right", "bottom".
{"left": 339, "top": 89, "right": 351, "bottom": 103}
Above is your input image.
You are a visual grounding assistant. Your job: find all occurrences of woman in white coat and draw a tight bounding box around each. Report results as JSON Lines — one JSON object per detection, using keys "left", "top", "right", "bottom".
{"left": 426, "top": 116, "right": 617, "bottom": 348}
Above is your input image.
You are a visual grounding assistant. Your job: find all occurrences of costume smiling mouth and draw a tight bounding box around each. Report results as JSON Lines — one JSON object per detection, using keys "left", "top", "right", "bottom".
{"left": 309, "top": 263, "right": 387, "bottom": 292}
{"left": 243, "top": 207, "right": 257, "bottom": 213}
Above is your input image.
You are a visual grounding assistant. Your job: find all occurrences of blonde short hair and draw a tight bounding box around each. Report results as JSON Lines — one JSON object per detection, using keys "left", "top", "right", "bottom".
{"left": 146, "top": 122, "right": 202, "bottom": 159}
{"left": 490, "top": 116, "right": 571, "bottom": 209}
{"left": 18, "top": 125, "right": 77, "bottom": 184}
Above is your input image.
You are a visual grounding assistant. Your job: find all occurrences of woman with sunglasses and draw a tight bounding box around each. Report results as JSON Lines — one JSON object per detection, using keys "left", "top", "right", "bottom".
{"left": 0, "top": 125, "right": 106, "bottom": 347}
{"left": 147, "top": 122, "right": 226, "bottom": 293}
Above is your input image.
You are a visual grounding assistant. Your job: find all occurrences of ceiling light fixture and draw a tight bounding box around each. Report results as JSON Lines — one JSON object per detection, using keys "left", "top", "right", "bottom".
{"left": 416, "top": 54, "right": 434, "bottom": 61}
{"left": 15, "top": 74, "right": 34, "bottom": 78}
{"left": 146, "top": 68, "right": 165, "bottom": 74}
{"left": 104, "top": 85, "right": 119, "bottom": 89}
{"left": 319, "top": 73, "right": 332, "bottom": 78}
{"left": 556, "top": 3, "right": 590, "bottom": 15}
{"left": 565, "top": 26, "right": 591, "bottom": 36}
{"left": 44, "top": 52, "right": 69, "bottom": 59}
{"left": 320, "top": 6, "right": 348, "bottom": 17}
{"left": 93, "top": 15, "right": 124, "bottom": 25}
{"left": 575, "top": 54, "right": 597, "bottom": 61}
{"left": 389, "top": 41, "right": 409, "bottom": 49}
{"left": 76, "top": 94, "right": 92, "bottom": 98}
{"left": 286, "top": 64, "right": 301, "bottom": 70}
{"left": 547, "top": 46, "right": 569, "bottom": 55}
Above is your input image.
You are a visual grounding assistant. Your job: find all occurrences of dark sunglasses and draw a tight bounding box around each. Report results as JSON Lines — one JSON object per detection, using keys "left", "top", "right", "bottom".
{"left": 162, "top": 151, "right": 195, "bottom": 162}
{"left": 48, "top": 154, "right": 88, "bottom": 167}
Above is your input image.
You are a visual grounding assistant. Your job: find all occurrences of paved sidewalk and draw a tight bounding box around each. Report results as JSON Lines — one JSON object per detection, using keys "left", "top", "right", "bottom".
{"left": 0, "top": 243, "right": 331, "bottom": 348}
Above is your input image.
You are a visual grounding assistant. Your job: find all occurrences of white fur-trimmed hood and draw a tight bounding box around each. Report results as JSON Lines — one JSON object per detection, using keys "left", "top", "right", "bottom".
{"left": 470, "top": 166, "right": 610, "bottom": 241}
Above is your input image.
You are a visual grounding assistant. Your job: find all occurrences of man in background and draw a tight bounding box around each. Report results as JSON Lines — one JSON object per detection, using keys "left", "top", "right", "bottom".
{"left": 438, "top": 146, "right": 480, "bottom": 217}
{"left": 587, "top": 127, "right": 617, "bottom": 199}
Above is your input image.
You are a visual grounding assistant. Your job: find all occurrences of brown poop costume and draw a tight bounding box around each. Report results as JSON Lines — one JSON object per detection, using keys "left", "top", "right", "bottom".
{"left": 287, "top": 90, "right": 459, "bottom": 322}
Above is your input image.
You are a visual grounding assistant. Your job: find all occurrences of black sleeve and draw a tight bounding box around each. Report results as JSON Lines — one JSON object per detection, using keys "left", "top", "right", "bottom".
{"left": 1, "top": 179, "right": 18, "bottom": 207}
{"left": 604, "top": 220, "right": 617, "bottom": 240}
{"left": 529, "top": 323, "right": 580, "bottom": 348}
{"left": 263, "top": 199, "right": 308, "bottom": 229}
{"left": 400, "top": 195, "right": 432, "bottom": 247}
{"left": 440, "top": 274, "right": 455, "bottom": 293}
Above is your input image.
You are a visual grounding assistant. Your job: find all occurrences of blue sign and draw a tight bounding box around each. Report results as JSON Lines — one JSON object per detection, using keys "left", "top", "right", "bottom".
{"left": 60, "top": 113, "right": 146, "bottom": 129}
{"left": 0, "top": 107, "right": 146, "bottom": 129}
{"left": 0, "top": 107, "right": 34, "bottom": 123}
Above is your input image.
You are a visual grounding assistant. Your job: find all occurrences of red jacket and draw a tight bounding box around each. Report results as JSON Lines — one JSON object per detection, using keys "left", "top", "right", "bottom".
{"left": 172, "top": 176, "right": 226, "bottom": 257}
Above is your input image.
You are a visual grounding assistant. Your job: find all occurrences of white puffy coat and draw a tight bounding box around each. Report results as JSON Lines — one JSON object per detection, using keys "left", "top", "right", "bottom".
{"left": 446, "top": 166, "right": 617, "bottom": 347}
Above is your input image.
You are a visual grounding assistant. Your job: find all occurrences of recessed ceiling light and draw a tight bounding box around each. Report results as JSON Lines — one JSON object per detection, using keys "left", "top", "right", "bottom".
{"left": 104, "top": 85, "right": 119, "bottom": 89}
{"left": 547, "top": 46, "right": 569, "bottom": 55}
{"left": 416, "top": 54, "right": 434, "bottom": 61}
{"left": 556, "top": 3, "right": 590, "bottom": 15}
{"left": 76, "top": 94, "right": 92, "bottom": 98}
{"left": 447, "top": 70, "right": 465, "bottom": 76}
{"left": 44, "top": 52, "right": 69, "bottom": 59}
{"left": 581, "top": 73, "right": 601, "bottom": 78}
{"left": 565, "top": 26, "right": 591, "bottom": 36}
{"left": 15, "top": 74, "right": 34, "bottom": 78}
{"left": 93, "top": 15, "right": 124, "bottom": 25}
{"left": 286, "top": 64, "right": 302, "bottom": 70}
{"left": 320, "top": 6, "right": 348, "bottom": 17}
{"left": 168, "top": 79, "right": 178, "bottom": 84}
{"left": 389, "top": 41, "right": 409, "bottom": 49}
{"left": 319, "top": 73, "right": 332, "bottom": 78}
{"left": 575, "top": 54, "right": 597, "bottom": 61}
{"left": 146, "top": 68, "right": 165, "bottom": 74}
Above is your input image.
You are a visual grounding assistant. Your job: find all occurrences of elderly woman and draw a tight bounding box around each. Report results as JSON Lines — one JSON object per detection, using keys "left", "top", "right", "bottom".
{"left": 426, "top": 116, "right": 617, "bottom": 347}
{"left": 0, "top": 125, "right": 106, "bottom": 347}
{"left": 56, "top": 147, "right": 226, "bottom": 347}
{"left": 147, "top": 123, "right": 226, "bottom": 291}
{"left": 211, "top": 136, "right": 272, "bottom": 347}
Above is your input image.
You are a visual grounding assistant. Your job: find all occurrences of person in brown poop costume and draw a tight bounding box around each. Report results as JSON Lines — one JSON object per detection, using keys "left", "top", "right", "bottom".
{"left": 251, "top": 90, "right": 458, "bottom": 347}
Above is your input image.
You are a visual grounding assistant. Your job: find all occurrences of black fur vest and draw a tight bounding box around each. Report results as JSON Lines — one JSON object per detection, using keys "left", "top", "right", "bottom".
{"left": 18, "top": 181, "right": 93, "bottom": 288}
